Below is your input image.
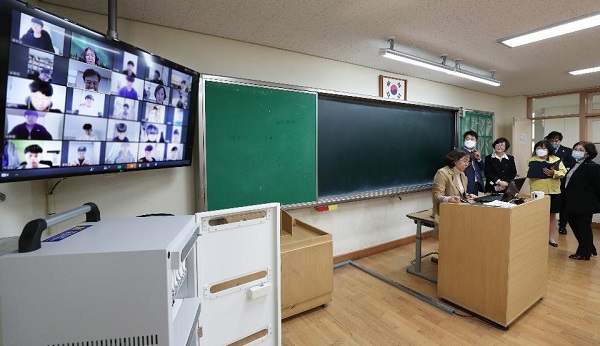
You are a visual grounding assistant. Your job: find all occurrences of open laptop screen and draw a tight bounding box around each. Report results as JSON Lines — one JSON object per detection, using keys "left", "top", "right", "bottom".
{"left": 501, "top": 177, "right": 526, "bottom": 202}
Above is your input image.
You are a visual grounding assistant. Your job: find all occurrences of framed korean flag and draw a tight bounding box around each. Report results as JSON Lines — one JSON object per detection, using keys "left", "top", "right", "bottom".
{"left": 379, "top": 75, "right": 407, "bottom": 100}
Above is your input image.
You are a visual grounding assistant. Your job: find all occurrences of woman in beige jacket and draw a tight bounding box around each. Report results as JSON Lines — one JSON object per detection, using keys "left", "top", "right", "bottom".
{"left": 431, "top": 148, "right": 477, "bottom": 237}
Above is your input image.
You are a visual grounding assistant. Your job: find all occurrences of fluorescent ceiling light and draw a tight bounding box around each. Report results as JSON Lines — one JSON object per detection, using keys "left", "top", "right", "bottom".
{"left": 569, "top": 66, "right": 600, "bottom": 75}
{"left": 380, "top": 48, "right": 501, "bottom": 87}
{"left": 500, "top": 12, "right": 600, "bottom": 48}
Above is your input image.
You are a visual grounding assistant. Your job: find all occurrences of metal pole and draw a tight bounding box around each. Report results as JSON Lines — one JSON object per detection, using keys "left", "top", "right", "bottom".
{"left": 346, "top": 260, "right": 454, "bottom": 314}
{"left": 107, "top": 0, "right": 118, "bottom": 40}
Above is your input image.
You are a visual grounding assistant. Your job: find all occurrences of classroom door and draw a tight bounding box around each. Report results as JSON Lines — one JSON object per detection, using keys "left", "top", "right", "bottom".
{"left": 512, "top": 118, "right": 532, "bottom": 194}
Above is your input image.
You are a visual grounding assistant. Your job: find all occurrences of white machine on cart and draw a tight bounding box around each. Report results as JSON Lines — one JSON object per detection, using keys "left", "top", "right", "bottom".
{"left": 0, "top": 203, "right": 201, "bottom": 345}
{"left": 0, "top": 202, "right": 281, "bottom": 345}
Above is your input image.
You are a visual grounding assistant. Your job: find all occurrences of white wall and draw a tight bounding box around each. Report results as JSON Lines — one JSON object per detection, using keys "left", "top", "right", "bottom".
{"left": 0, "top": 2, "right": 527, "bottom": 254}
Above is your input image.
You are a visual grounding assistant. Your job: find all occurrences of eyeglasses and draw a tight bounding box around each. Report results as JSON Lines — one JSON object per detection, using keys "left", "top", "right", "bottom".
{"left": 458, "top": 158, "right": 471, "bottom": 164}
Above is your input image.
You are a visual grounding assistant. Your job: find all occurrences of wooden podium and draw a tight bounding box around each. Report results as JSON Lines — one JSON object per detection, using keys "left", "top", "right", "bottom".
{"left": 438, "top": 197, "right": 550, "bottom": 328}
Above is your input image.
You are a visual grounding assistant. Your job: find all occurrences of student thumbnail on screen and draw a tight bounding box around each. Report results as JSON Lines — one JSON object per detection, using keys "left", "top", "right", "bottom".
{"left": 4, "top": 140, "right": 62, "bottom": 169}
{"left": 143, "top": 103, "right": 166, "bottom": 124}
{"left": 140, "top": 123, "right": 167, "bottom": 143}
{"left": 166, "top": 143, "right": 182, "bottom": 161}
{"left": 69, "top": 32, "right": 115, "bottom": 70}
{"left": 106, "top": 119, "right": 140, "bottom": 142}
{"left": 115, "top": 52, "right": 143, "bottom": 79}
{"left": 67, "top": 89, "right": 107, "bottom": 117}
{"left": 4, "top": 109, "right": 64, "bottom": 141}
{"left": 109, "top": 96, "right": 139, "bottom": 121}
{"left": 25, "top": 48, "right": 56, "bottom": 83}
{"left": 65, "top": 141, "right": 101, "bottom": 166}
{"left": 8, "top": 44, "right": 69, "bottom": 86}
{"left": 62, "top": 115, "right": 108, "bottom": 141}
{"left": 104, "top": 142, "right": 139, "bottom": 164}
{"left": 67, "top": 61, "right": 112, "bottom": 94}
{"left": 143, "top": 82, "right": 171, "bottom": 106}
{"left": 6, "top": 76, "right": 67, "bottom": 113}
{"left": 173, "top": 108, "right": 185, "bottom": 126}
{"left": 138, "top": 143, "right": 165, "bottom": 163}
{"left": 12, "top": 13, "right": 66, "bottom": 55}
{"left": 168, "top": 126, "right": 183, "bottom": 144}
{"left": 146, "top": 63, "right": 169, "bottom": 86}
{"left": 110, "top": 71, "right": 144, "bottom": 100}
{"left": 171, "top": 88, "right": 189, "bottom": 110}
{"left": 67, "top": 60, "right": 112, "bottom": 94}
{"left": 165, "top": 108, "right": 186, "bottom": 126}
{"left": 170, "top": 70, "right": 192, "bottom": 93}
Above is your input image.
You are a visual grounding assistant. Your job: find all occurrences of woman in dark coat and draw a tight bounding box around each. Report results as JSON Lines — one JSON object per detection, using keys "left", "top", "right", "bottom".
{"left": 483, "top": 137, "right": 517, "bottom": 192}
{"left": 563, "top": 141, "right": 600, "bottom": 260}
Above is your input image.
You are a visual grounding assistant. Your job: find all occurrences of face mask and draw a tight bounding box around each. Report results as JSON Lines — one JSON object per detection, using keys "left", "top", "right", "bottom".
{"left": 552, "top": 143, "right": 560, "bottom": 150}
{"left": 536, "top": 149, "right": 548, "bottom": 157}
{"left": 464, "top": 140, "right": 476, "bottom": 149}
{"left": 572, "top": 151, "right": 585, "bottom": 160}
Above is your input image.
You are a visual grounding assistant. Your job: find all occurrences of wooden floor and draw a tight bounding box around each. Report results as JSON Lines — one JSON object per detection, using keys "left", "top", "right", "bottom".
{"left": 281, "top": 228, "right": 600, "bottom": 345}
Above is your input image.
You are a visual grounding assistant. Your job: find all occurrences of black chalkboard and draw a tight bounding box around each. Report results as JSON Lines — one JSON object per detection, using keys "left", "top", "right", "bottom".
{"left": 204, "top": 81, "right": 317, "bottom": 210}
{"left": 318, "top": 95, "right": 456, "bottom": 199}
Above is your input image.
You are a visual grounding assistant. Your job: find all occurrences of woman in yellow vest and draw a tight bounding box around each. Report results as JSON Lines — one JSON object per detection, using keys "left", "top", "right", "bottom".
{"left": 526, "top": 140, "right": 567, "bottom": 248}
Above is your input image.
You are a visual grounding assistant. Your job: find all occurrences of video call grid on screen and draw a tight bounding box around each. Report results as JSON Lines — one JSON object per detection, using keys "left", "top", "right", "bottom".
{"left": 1, "top": 1, "right": 198, "bottom": 181}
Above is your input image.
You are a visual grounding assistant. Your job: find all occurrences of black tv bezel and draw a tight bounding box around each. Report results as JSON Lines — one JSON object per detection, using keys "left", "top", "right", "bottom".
{"left": 0, "top": 0, "right": 199, "bottom": 183}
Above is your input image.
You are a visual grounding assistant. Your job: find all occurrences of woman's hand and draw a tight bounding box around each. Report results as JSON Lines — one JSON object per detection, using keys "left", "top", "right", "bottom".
{"left": 466, "top": 194, "right": 478, "bottom": 199}
{"left": 542, "top": 167, "right": 554, "bottom": 176}
{"left": 447, "top": 196, "right": 462, "bottom": 203}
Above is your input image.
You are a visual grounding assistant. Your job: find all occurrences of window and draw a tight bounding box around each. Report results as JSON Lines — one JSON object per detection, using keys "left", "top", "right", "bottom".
{"left": 528, "top": 88, "right": 600, "bottom": 152}
{"left": 531, "top": 94, "right": 579, "bottom": 118}
{"left": 588, "top": 92, "right": 600, "bottom": 114}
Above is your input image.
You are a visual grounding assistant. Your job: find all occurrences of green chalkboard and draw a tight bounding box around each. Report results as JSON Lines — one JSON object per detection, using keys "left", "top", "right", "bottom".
{"left": 204, "top": 81, "right": 317, "bottom": 210}
{"left": 318, "top": 95, "right": 456, "bottom": 199}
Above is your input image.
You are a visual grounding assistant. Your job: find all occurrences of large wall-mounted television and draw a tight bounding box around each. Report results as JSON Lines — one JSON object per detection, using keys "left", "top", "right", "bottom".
{"left": 0, "top": 0, "right": 199, "bottom": 183}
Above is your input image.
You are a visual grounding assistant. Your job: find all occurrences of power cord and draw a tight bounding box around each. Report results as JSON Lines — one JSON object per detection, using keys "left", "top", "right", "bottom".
{"left": 48, "top": 177, "right": 66, "bottom": 195}
{"left": 453, "top": 310, "right": 476, "bottom": 318}
{"left": 410, "top": 251, "right": 438, "bottom": 265}
{"left": 45, "top": 178, "right": 67, "bottom": 216}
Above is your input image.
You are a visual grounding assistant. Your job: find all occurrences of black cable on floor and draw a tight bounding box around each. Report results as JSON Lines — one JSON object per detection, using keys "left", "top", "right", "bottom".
{"left": 453, "top": 311, "right": 475, "bottom": 318}
{"left": 410, "top": 251, "right": 438, "bottom": 265}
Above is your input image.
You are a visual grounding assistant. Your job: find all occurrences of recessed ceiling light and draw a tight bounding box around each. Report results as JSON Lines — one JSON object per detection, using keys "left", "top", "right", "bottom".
{"left": 499, "top": 12, "right": 600, "bottom": 48}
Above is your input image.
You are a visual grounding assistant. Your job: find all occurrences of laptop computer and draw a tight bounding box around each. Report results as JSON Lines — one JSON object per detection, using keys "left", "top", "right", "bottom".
{"left": 500, "top": 177, "right": 526, "bottom": 202}
{"left": 473, "top": 177, "right": 526, "bottom": 203}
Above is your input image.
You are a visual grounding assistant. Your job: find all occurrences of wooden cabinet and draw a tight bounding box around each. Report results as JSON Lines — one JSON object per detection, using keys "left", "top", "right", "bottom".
{"left": 438, "top": 197, "right": 550, "bottom": 328}
{"left": 280, "top": 211, "right": 333, "bottom": 319}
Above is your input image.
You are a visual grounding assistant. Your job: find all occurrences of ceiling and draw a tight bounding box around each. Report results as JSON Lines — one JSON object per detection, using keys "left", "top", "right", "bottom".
{"left": 40, "top": 0, "right": 600, "bottom": 97}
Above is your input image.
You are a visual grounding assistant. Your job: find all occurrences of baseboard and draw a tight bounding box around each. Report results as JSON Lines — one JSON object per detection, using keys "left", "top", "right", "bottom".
{"left": 333, "top": 223, "right": 599, "bottom": 264}
{"left": 333, "top": 230, "right": 432, "bottom": 264}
